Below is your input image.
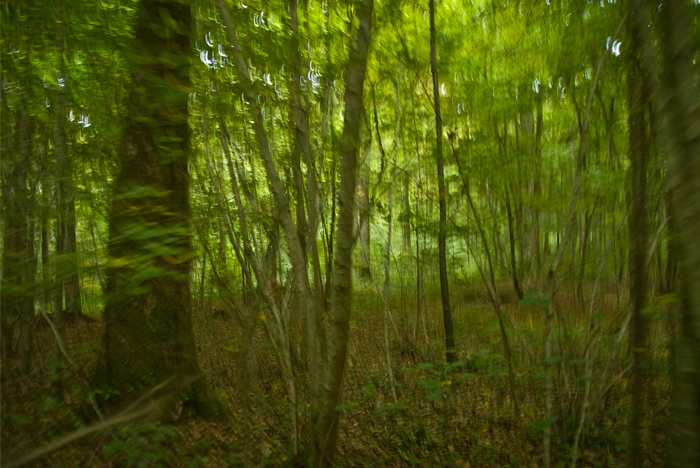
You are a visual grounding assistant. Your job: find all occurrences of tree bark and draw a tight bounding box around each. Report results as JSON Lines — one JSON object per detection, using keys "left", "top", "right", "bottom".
{"left": 505, "top": 194, "right": 523, "bottom": 300}
{"left": 1, "top": 88, "right": 35, "bottom": 373}
{"left": 430, "top": 0, "right": 456, "bottom": 364}
{"left": 657, "top": 0, "right": 700, "bottom": 465}
{"left": 103, "top": 0, "right": 221, "bottom": 417}
{"left": 358, "top": 149, "right": 371, "bottom": 276}
{"left": 625, "top": 5, "right": 649, "bottom": 465}
{"left": 316, "top": 2, "right": 373, "bottom": 464}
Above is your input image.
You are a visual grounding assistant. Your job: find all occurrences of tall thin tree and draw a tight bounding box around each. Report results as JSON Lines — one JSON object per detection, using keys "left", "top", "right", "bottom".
{"left": 429, "top": 0, "right": 456, "bottom": 364}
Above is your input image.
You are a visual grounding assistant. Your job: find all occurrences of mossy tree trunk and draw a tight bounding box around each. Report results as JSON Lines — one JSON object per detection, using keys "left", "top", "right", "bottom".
{"left": 103, "top": 0, "right": 221, "bottom": 418}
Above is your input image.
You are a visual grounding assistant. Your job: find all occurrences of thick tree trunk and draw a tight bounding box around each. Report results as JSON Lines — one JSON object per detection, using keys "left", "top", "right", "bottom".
{"left": 658, "top": 0, "right": 700, "bottom": 465}
{"left": 103, "top": 0, "right": 221, "bottom": 417}
{"left": 1, "top": 91, "right": 35, "bottom": 373}
{"left": 429, "top": 0, "right": 456, "bottom": 364}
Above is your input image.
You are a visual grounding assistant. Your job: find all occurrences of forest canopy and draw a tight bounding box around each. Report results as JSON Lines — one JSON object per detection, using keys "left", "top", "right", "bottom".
{"left": 2, "top": 0, "right": 700, "bottom": 466}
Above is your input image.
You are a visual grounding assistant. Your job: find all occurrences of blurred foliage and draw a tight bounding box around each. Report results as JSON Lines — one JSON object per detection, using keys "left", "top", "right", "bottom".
{"left": 2, "top": 0, "right": 697, "bottom": 465}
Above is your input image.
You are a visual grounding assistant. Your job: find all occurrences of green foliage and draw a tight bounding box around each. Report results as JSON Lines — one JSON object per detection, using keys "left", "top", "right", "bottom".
{"left": 0, "top": 0, "right": 686, "bottom": 464}
{"left": 335, "top": 402, "right": 359, "bottom": 412}
{"left": 530, "top": 417, "right": 558, "bottom": 431}
{"left": 520, "top": 293, "right": 552, "bottom": 307}
{"left": 103, "top": 422, "right": 176, "bottom": 468}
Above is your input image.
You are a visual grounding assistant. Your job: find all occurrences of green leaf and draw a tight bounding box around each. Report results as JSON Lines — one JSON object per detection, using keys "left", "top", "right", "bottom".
{"left": 569, "top": 359, "right": 587, "bottom": 365}
{"left": 390, "top": 401, "right": 408, "bottom": 410}
{"left": 520, "top": 293, "right": 538, "bottom": 305}
{"left": 533, "top": 371, "right": 551, "bottom": 379}
{"left": 659, "top": 293, "right": 682, "bottom": 304}
{"left": 539, "top": 297, "right": 552, "bottom": 307}
{"left": 130, "top": 266, "right": 168, "bottom": 283}
{"left": 531, "top": 417, "right": 557, "bottom": 431}
{"left": 544, "top": 356, "right": 562, "bottom": 364}
{"left": 131, "top": 228, "right": 168, "bottom": 240}
{"left": 334, "top": 402, "right": 358, "bottom": 412}
{"left": 361, "top": 384, "right": 377, "bottom": 396}
{"left": 421, "top": 379, "right": 441, "bottom": 390}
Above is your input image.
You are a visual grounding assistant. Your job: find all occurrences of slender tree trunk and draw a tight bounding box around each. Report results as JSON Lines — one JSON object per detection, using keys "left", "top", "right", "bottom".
{"left": 414, "top": 220, "right": 424, "bottom": 344}
{"left": 506, "top": 194, "right": 523, "bottom": 300}
{"left": 326, "top": 142, "right": 338, "bottom": 298}
{"left": 454, "top": 142, "right": 521, "bottom": 427}
{"left": 571, "top": 206, "right": 629, "bottom": 468}
{"left": 315, "top": 3, "right": 373, "bottom": 464}
{"left": 216, "top": 113, "right": 300, "bottom": 453}
{"left": 625, "top": 6, "right": 649, "bottom": 464}
{"left": 543, "top": 11, "right": 627, "bottom": 467}
{"left": 358, "top": 151, "right": 371, "bottom": 276}
{"left": 381, "top": 60, "right": 402, "bottom": 404}
{"left": 402, "top": 173, "right": 412, "bottom": 254}
{"left": 54, "top": 25, "right": 81, "bottom": 321}
{"left": 578, "top": 208, "right": 595, "bottom": 307}
{"left": 429, "top": 0, "right": 456, "bottom": 363}
{"left": 216, "top": 0, "right": 319, "bottom": 417}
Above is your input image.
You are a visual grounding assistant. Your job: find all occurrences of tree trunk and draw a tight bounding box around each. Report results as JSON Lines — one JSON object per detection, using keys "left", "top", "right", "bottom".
{"left": 1, "top": 89, "right": 35, "bottom": 373}
{"left": 103, "top": 0, "right": 221, "bottom": 417}
{"left": 625, "top": 5, "right": 649, "bottom": 465}
{"left": 578, "top": 208, "right": 594, "bottom": 307}
{"left": 216, "top": 0, "right": 319, "bottom": 415}
{"left": 505, "top": 194, "right": 523, "bottom": 300}
{"left": 54, "top": 30, "right": 82, "bottom": 321}
{"left": 430, "top": 0, "right": 456, "bottom": 364}
{"left": 315, "top": 2, "right": 373, "bottom": 464}
{"left": 358, "top": 152, "right": 371, "bottom": 276}
{"left": 658, "top": 0, "right": 700, "bottom": 465}
{"left": 381, "top": 60, "right": 402, "bottom": 404}
{"left": 402, "top": 172, "right": 412, "bottom": 254}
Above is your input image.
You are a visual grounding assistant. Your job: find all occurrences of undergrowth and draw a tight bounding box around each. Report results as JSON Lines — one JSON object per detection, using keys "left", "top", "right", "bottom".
{"left": 0, "top": 281, "right": 672, "bottom": 467}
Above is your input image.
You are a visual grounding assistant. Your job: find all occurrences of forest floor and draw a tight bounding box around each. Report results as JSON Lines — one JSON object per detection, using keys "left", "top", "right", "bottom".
{"left": 1, "top": 282, "right": 671, "bottom": 467}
